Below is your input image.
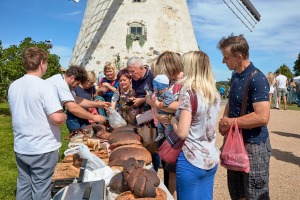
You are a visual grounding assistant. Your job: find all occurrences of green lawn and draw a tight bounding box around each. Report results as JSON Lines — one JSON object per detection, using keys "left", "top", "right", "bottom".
{"left": 0, "top": 102, "right": 69, "bottom": 200}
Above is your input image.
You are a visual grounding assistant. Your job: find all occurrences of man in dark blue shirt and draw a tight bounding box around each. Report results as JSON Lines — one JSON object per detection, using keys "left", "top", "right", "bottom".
{"left": 126, "top": 56, "right": 154, "bottom": 109}
{"left": 126, "top": 57, "right": 160, "bottom": 172}
{"left": 217, "top": 34, "right": 271, "bottom": 200}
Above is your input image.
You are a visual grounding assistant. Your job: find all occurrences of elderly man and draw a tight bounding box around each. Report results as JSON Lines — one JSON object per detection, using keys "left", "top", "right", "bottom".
{"left": 217, "top": 34, "right": 271, "bottom": 200}
{"left": 126, "top": 56, "right": 154, "bottom": 108}
{"left": 47, "top": 66, "right": 111, "bottom": 124}
{"left": 126, "top": 57, "right": 162, "bottom": 171}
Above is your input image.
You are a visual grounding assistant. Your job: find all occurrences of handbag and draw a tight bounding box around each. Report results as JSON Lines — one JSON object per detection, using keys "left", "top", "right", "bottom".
{"left": 138, "top": 123, "right": 158, "bottom": 154}
{"left": 220, "top": 119, "right": 250, "bottom": 173}
{"left": 220, "top": 70, "right": 257, "bottom": 173}
{"left": 158, "top": 90, "right": 197, "bottom": 164}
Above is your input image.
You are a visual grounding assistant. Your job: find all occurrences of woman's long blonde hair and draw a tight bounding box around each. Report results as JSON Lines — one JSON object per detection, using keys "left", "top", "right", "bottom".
{"left": 266, "top": 72, "right": 275, "bottom": 86}
{"left": 181, "top": 51, "right": 219, "bottom": 105}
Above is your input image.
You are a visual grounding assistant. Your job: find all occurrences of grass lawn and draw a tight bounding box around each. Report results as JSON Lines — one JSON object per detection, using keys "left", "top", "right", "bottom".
{"left": 0, "top": 102, "right": 69, "bottom": 200}
{"left": 1, "top": 100, "right": 299, "bottom": 199}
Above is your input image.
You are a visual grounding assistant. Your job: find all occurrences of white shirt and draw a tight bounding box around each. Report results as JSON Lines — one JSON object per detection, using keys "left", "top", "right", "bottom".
{"left": 8, "top": 75, "right": 62, "bottom": 155}
{"left": 276, "top": 74, "right": 287, "bottom": 89}
{"left": 46, "top": 74, "right": 75, "bottom": 105}
{"left": 176, "top": 91, "right": 220, "bottom": 170}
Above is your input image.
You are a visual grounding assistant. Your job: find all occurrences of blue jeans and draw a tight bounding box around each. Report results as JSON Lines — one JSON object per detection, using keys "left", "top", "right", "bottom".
{"left": 297, "top": 92, "right": 300, "bottom": 107}
{"left": 66, "top": 118, "right": 89, "bottom": 132}
{"left": 176, "top": 151, "right": 218, "bottom": 200}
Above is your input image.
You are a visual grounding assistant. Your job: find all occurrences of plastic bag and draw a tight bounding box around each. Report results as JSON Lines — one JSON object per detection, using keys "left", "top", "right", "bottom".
{"left": 108, "top": 107, "right": 127, "bottom": 129}
{"left": 64, "top": 144, "right": 106, "bottom": 170}
{"left": 220, "top": 118, "right": 250, "bottom": 173}
{"left": 88, "top": 107, "right": 99, "bottom": 123}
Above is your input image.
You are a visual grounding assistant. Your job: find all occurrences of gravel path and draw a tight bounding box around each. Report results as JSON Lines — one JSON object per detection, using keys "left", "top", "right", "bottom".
{"left": 159, "top": 103, "right": 300, "bottom": 199}
{"left": 215, "top": 105, "right": 300, "bottom": 199}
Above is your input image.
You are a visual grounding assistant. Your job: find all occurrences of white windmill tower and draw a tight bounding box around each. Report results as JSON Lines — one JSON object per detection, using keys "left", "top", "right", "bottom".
{"left": 69, "top": 0, "right": 198, "bottom": 71}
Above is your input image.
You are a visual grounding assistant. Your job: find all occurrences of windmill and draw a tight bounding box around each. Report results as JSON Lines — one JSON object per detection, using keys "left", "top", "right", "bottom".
{"left": 69, "top": 0, "right": 198, "bottom": 71}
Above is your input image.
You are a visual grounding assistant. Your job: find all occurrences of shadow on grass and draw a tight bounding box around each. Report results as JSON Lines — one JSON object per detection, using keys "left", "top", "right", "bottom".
{"left": 271, "top": 148, "right": 300, "bottom": 167}
{"left": 272, "top": 131, "right": 300, "bottom": 139}
{"left": 0, "top": 107, "right": 11, "bottom": 117}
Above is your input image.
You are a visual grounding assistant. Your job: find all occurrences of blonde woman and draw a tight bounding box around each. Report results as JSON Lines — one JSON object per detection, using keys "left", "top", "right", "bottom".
{"left": 170, "top": 51, "right": 220, "bottom": 200}
{"left": 97, "top": 62, "right": 119, "bottom": 102}
{"left": 66, "top": 71, "right": 97, "bottom": 132}
{"left": 266, "top": 72, "right": 276, "bottom": 106}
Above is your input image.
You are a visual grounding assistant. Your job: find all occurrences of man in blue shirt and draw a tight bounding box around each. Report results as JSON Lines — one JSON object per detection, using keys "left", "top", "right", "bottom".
{"left": 217, "top": 34, "right": 271, "bottom": 200}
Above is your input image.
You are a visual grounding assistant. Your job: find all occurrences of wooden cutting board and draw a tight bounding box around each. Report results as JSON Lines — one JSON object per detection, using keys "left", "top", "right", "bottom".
{"left": 52, "top": 163, "right": 80, "bottom": 182}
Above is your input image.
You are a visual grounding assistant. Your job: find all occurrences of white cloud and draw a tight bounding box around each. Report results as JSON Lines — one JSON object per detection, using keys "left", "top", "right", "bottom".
{"left": 63, "top": 11, "right": 82, "bottom": 16}
{"left": 188, "top": 0, "right": 300, "bottom": 81}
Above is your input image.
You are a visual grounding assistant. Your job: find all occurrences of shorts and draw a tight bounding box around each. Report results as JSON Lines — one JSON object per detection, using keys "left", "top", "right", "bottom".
{"left": 277, "top": 88, "right": 287, "bottom": 97}
{"left": 227, "top": 137, "right": 271, "bottom": 200}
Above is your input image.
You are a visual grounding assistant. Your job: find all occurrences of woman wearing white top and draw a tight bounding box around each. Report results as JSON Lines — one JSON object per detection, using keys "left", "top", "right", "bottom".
{"left": 171, "top": 51, "right": 220, "bottom": 200}
{"left": 266, "top": 72, "right": 276, "bottom": 107}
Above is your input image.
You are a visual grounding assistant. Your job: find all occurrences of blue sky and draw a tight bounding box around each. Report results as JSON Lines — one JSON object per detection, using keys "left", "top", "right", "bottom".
{"left": 1, "top": 0, "right": 299, "bottom": 81}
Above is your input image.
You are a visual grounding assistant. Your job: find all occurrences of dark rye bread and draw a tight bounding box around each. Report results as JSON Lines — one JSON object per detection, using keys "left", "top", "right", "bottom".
{"left": 109, "top": 140, "right": 142, "bottom": 151}
{"left": 108, "top": 145, "right": 152, "bottom": 166}
{"left": 109, "top": 172, "right": 129, "bottom": 193}
{"left": 107, "top": 132, "right": 141, "bottom": 144}
{"left": 133, "top": 172, "right": 147, "bottom": 197}
{"left": 112, "top": 125, "right": 137, "bottom": 134}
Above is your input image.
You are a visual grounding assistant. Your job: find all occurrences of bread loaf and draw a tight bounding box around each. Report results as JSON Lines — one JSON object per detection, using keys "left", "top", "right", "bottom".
{"left": 108, "top": 132, "right": 141, "bottom": 144}
{"left": 108, "top": 145, "right": 152, "bottom": 166}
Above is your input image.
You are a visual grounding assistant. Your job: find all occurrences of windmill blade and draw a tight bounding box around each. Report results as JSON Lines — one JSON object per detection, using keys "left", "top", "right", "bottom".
{"left": 70, "top": 0, "right": 122, "bottom": 66}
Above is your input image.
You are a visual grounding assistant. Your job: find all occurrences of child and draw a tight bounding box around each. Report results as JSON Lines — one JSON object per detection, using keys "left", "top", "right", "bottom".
{"left": 153, "top": 74, "right": 175, "bottom": 141}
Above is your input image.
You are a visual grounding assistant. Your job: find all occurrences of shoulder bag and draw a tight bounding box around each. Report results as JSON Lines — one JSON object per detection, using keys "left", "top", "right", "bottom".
{"left": 158, "top": 89, "right": 197, "bottom": 164}
{"left": 220, "top": 70, "right": 257, "bottom": 173}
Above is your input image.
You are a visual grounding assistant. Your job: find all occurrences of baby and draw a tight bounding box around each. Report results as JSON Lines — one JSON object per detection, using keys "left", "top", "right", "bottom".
{"left": 153, "top": 74, "right": 175, "bottom": 141}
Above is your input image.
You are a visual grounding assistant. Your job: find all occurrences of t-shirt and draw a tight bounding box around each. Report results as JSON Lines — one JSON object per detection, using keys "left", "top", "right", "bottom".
{"left": 229, "top": 63, "right": 269, "bottom": 144}
{"left": 132, "top": 68, "right": 154, "bottom": 98}
{"left": 67, "top": 86, "right": 95, "bottom": 120}
{"left": 98, "top": 77, "right": 119, "bottom": 102}
{"left": 8, "top": 75, "right": 62, "bottom": 155}
{"left": 132, "top": 68, "right": 154, "bottom": 112}
{"left": 176, "top": 90, "right": 221, "bottom": 170}
{"left": 276, "top": 74, "right": 287, "bottom": 89}
{"left": 46, "top": 74, "right": 75, "bottom": 106}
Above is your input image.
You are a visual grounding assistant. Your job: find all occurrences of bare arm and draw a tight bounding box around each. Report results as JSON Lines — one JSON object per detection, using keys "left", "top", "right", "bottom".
{"left": 64, "top": 101, "right": 106, "bottom": 123}
{"left": 75, "top": 96, "right": 111, "bottom": 108}
{"left": 154, "top": 100, "right": 180, "bottom": 113}
{"left": 171, "top": 109, "right": 191, "bottom": 140}
{"left": 223, "top": 102, "right": 229, "bottom": 117}
{"left": 48, "top": 110, "right": 66, "bottom": 126}
{"left": 219, "top": 101, "right": 270, "bottom": 135}
{"left": 111, "top": 101, "right": 117, "bottom": 110}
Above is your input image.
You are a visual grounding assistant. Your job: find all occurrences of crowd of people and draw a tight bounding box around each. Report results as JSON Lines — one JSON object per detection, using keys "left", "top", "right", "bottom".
{"left": 266, "top": 70, "right": 300, "bottom": 110}
{"left": 8, "top": 34, "right": 277, "bottom": 200}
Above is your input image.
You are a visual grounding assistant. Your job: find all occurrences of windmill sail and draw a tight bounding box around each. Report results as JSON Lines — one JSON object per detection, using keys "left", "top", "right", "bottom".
{"left": 70, "top": 0, "right": 198, "bottom": 71}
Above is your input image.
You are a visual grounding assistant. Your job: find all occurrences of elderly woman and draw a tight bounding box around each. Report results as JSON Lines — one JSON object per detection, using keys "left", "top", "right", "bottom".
{"left": 97, "top": 62, "right": 119, "bottom": 102}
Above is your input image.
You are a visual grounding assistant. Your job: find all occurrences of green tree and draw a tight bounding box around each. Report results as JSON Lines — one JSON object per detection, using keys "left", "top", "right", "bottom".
{"left": 293, "top": 53, "right": 300, "bottom": 76}
{"left": 0, "top": 37, "right": 61, "bottom": 101}
{"left": 276, "top": 64, "right": 293, "bottom": 79}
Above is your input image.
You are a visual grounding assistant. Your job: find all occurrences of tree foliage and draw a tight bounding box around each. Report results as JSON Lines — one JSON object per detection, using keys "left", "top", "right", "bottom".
{"left": 276, "top": 64, "right": 293, "bottom": 79}
{"left": 293, "top": 53, "right": 300, "bottom": 76}
{"left": 0, "top": 37, "right": 62, "bottom": 101}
